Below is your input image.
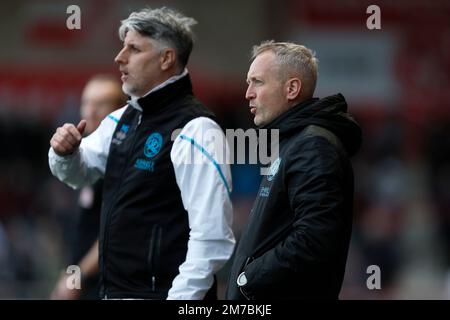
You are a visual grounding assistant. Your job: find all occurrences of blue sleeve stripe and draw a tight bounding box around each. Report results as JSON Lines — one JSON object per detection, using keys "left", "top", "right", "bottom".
{"left": 179, "top": 134, "right": 231, "bottom": 198}
{"left": 107, "top": 115, "right": 120, "bottom": 123}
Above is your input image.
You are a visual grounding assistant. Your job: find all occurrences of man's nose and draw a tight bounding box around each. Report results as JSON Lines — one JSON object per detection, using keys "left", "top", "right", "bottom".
{"left": 245, "top": 86, "right": 255, "bottom": 100}
{"left": 114, "top": 48, "right": 127, "bottom": 64}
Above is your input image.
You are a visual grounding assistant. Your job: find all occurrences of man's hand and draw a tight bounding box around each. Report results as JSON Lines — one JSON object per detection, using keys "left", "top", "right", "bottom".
{"left": 50, "top": 120, "right": 86, "bottom": 156}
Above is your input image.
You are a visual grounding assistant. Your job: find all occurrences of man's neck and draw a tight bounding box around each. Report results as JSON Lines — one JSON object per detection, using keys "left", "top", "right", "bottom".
{"left": 130, "top": 68, "right": 188, "bottom": 100}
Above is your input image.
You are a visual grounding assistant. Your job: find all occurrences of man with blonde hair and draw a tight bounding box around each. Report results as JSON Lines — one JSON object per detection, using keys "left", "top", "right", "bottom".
{"left": 226, "top": 41, "right": 362, "bottom": 299}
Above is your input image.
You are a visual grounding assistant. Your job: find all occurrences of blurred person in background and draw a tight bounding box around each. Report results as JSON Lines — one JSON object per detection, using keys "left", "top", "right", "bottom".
{"left": 226, "top": 41, "right": 362, "bottom": 299}
{"left": 48, "top": 7, "right": 234, "bottom": 300}
{"left": 50, "top": 74, "right": 126, "bottom": 300}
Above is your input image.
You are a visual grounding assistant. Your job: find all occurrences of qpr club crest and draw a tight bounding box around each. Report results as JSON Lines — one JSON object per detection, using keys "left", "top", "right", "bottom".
{"left": 144, "top": 132, "right": 163, "bottom": 158}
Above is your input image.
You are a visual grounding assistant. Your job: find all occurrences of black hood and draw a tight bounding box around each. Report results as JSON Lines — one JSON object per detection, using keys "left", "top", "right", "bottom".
{"left": 263, "top": 93, "right": 362, "bottom": 156}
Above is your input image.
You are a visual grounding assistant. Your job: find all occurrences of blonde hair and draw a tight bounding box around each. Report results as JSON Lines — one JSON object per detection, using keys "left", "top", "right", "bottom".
{"left": 252, "top": 40, "right": 318, "bottom": 99}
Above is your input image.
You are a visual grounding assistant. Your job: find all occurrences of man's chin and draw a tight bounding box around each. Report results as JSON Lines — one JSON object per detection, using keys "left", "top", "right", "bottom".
{"left": 122, "top": 84, "right": 136, "bottom": 97}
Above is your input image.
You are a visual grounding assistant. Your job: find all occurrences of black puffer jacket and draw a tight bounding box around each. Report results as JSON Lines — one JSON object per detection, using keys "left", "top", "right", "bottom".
{"left": 226, "top": 93, "right": 362, "bottom": 300}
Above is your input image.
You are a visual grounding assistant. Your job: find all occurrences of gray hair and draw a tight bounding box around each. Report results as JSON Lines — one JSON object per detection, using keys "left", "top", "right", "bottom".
{"left": 119, "top": 7, "right": 197, "bottom": 68}
{"left": 252, "top": 40, "right": 319, "bottom": 99}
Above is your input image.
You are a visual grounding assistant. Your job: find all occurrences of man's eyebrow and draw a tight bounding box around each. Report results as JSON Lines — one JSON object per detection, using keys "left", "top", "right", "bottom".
{"left": 124, "top": 40, "right": 140, "bottom": 47}
{"left": 247, "top": 76, "right": 261, "bottom": 82}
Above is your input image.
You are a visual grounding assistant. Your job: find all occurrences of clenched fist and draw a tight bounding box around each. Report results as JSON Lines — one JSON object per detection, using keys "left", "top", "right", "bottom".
{"left": 50, "top": 120, "right": 86, "bottom": 156}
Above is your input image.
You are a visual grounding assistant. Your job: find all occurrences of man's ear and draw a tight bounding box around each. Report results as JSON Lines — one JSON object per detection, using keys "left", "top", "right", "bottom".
{"left": 160, "top": 49, "right": 176, "bottom": 71}
{"left": 286, "top": 78, "right": 301, "bottom": 101}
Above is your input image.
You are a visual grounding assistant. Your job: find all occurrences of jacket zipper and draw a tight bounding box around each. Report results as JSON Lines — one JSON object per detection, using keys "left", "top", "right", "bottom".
{"left": 239, "top": 257, "right": 254, "bottom": 300}
{"left": 148, "top": 225, "right": 162, "bottom": 291}
{"left": 101, "top": 111, "right": 142, "bottom": 296}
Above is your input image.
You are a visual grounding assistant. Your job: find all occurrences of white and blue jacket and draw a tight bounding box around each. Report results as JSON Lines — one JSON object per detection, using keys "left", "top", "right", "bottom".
{"left": 49, "top": 72, "right": 235, "bottom": 299}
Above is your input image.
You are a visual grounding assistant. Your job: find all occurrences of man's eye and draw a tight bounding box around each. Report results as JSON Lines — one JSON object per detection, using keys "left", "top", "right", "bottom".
{"left": 247, "top": 78, "right": 263, "bottom": 86}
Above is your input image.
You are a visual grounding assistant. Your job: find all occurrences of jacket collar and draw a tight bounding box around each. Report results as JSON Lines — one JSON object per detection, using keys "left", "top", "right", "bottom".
{"left": 262, "top": 98, "right": 318, "bottom": 138}
{"left": 261, "top": 93, "right": 362, "bottom": 156}
{"left": 128, "top": 70, "right": 193, "bottom": 116}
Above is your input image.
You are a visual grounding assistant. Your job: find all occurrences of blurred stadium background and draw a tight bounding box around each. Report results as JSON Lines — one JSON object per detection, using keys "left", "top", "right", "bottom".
{"left": 1, "top": 0, "right": 450, "bottom": 299}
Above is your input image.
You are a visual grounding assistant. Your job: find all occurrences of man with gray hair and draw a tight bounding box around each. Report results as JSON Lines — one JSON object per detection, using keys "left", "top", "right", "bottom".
{"left": 226, "top": 41, "right": 362, "bottom": 299}
{"left": 48, "top": 7, "right": 235, "bottom": 299}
